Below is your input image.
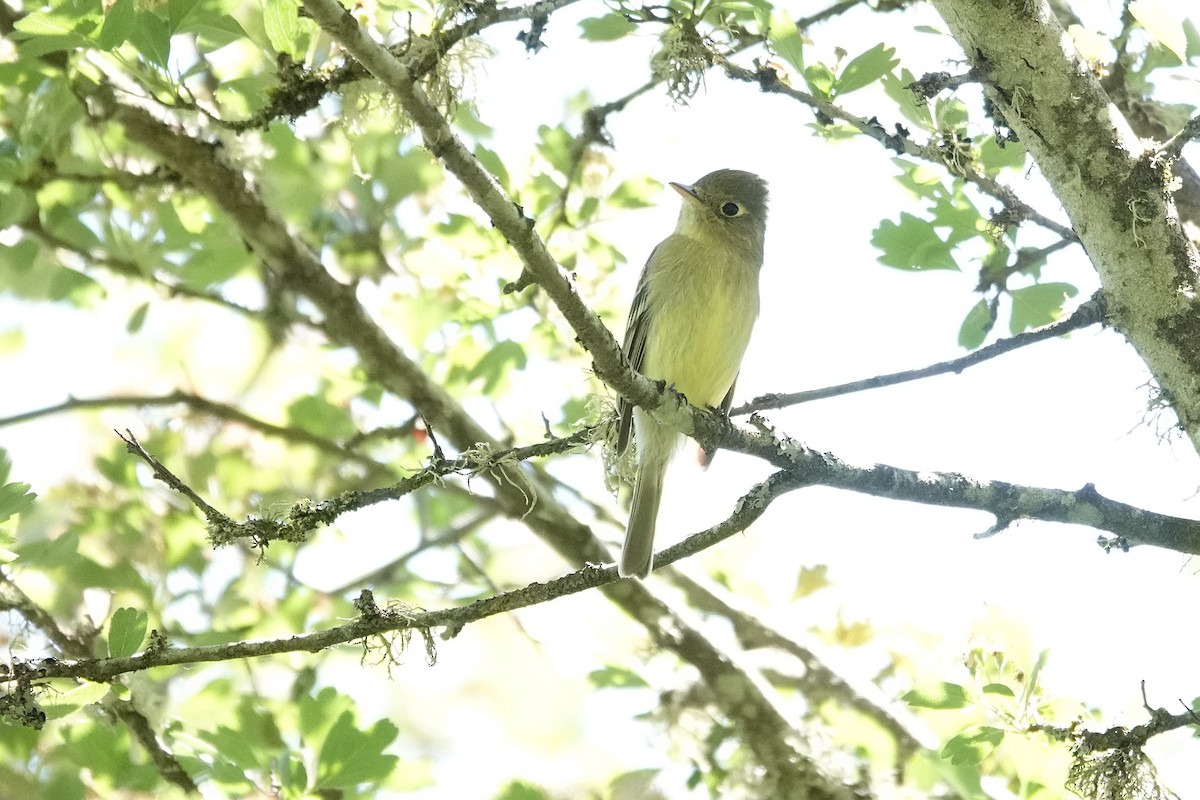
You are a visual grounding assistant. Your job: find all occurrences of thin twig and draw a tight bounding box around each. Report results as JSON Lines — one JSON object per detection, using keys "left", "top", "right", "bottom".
{"left": 1158, "top": 115, "right": 1200, "bottom": 161}
{"left": 722, "top": 62, "right": 1078, "bottom": 241}
{"left": 738, "top": 291, "right": 1105, "bottom": 413}
{"left": 0, "top": 390, "right": 389, "bottom": 477}
{"left": 117, "top": 429, "right": 229, "bottom": 523}
{"left": 550, "top": 80, "right": 658, "bottom": 230}
{"left": 668, "top": 570, "right": 932, "bottom": 764}
{"left": 120, "top": 425, "right": 594, "bottom": 546}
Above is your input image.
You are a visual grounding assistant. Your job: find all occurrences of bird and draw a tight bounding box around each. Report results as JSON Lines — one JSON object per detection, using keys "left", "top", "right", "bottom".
{"left": 615, "top": 169, "right": 770, "bottom": 579}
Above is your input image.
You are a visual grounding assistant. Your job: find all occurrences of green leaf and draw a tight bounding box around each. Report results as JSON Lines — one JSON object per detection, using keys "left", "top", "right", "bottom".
{"left": 0, "top": 481, "right": 37, "bottom": 523}
{"left": 14, "top": 9, "right": 86, "bottom": 37}
{"left": 41, "top": 681, "right": 110, "bottom": 719}
{"left": 871, "top": 212, "right": 958, "bottom": 270}
{"left": 13, "top": 0, "right": 102, "bottom": 49}
{"left": 912, "top": 748, "right": 979, "bottom": 796}
{"left": 1019, "top": 649, "right": 1050, "bottom": 712}
{"left": 892, "top": 159, "right": 944, "bottom": 201}
{"left": 474, "top": 144, "right": 510, "bottom": 190}
{"left": 0, "top": 240, "right": 41, "bottom": 291}
{"left": 1008, "top": 246, "right": 1050, "bottom": 279}
{"left": 835, "top": 43, "right": 898, "bottom": 96}
{"left": 955, "top": 298, "right": 993, "bottom": 347}
{"left": 578, "top": 195, "right": 599, "bottom": 220}
{"left": 535, "top": 125, "right": 573, "bottom": 176}
{"left": 1130, "top": 0, "right": 1189, "bottom": 63}
{"left": 768, "top": 10, "right": 804, "bottom": 73}
{"left": 803, "top": 62, "right": 835, "bottom": 98}
{"left": 96, "top": 0, "right": 136, "bottom": 49}
{"left": 375, "top": 146, "right": 442, "bottom": 201}
{"left": 469, "top": 340, "right": 526, "bottom": 395}
{"left": 263, "top": 0, "right": 301, "bottom": 57}
{"left": 933, "top": 97, "right": 969, "bottom": 133}
{"left": 793, "top": 564, "right": 830, "bottom": 598}
{"left": 977, "top": 135, "right": 1026, "bottom": 173}
{"left": 882, "top": 69, "right": 932, "bottom": 129}
{"left": 929, "top": 193, "right": 982, "bottom": 247}
{"left": 23, "top": 80, "right": 85, "bottom": 155}
{"left": 17, "top": 33, "right": 93, "bottom": 59}
{"left": 108, "top": 607, "right": 148, "bottom": 658}
{"left": 903, "top": 681, "right": 969, "bottom": 709}
{"left": 185, "top": 14, "right": 247, "bottom": 51}
{"left": 0, "top": 188, "right": 32, "bottom": 230}
{"left": 130, "top": 9, "right": 171, "bottom": 68}
{"left": 48, "top": 266, "right": 102, "bottom": 303}
{"left": 315, "top": 711, "right": 399, "bottom": 789}
{"left": 287, "top": 394, "right": 358, "bottom": 440}
{"left": 42, "top": 204, "right": 100, "bottom": 251}
{"left": 205, "top": 724, "right": 267, "bottom": 772}
{"left": 126, "top": 301, "right": 150, "bottom": 333}
{"left": 610, "top": 176, "right": 659, "bottom": 209}
{"left": 588, "top": 666, "right": 648, "bottom": 689}
{"left": 1008, "top": 283, "right": 1077, "bottom": 334}
{"left": 179, "top": 231, "right": 253, "bottom": 287}
{"left": 168, "top": 0, "right": 203, "bottom": 32}
{"left": 981, "top": 682, "right": 1015, "bottom": 697}
{"left": 941, "top": 726, "right": 1005, "bottom": 765}
{"left": 578, "top": 14, "right": 636, "bottom": 41}
{"left": 495, "top": 780, "right": 551, "bottom": 800}
{"left": 0, "top": 326, "right": 22, "bottom": 355}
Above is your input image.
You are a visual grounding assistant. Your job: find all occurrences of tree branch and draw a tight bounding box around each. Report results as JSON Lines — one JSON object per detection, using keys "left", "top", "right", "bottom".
{"left": 1158, "top": 114, "right": 1200, "bottom": 162}
{"left": 707, "top": 423, "right": 1200, "bottom": 556}
{"left": 0, "top": 572, "right": 196, "bottom": 790}
{"left": 1032, "top": 697, "right": 1197, "bottom": 752}
{"left": 928, "top": 0, "right": 1200, "bottom": 456}
{"left": 739, "top": 291, "right": 1106, "bottom": 412}
{"left": 668, "top": 571, "right": 932, "bottom": 764}
{"left": 229, "top": 0, "right": 584, "bottom": 131}
{"left": 117, "top": 426, "right": 593, "bottom": 546}
{"left": 548, "top": 79, "right": 658, "bottom": 232}
{"left": 19, "top": 212, "right": 261, "bottom": 320}
{"left": 1033, "top": 682, "right": 1197, "bottom": 800}
{"left": 0, "top": 571, "right": 94, "bottom": 657}
{"left": 721, "top": 62, "right": 1079, "bottom": 242}
{"left": 0, "top": 390, "right": 380, "bottom": 468}
{"left": 109, "top": 700, "right": 199, "bottom": 793}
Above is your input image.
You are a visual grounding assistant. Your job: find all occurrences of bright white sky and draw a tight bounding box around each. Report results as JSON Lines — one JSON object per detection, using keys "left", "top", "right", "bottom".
{"left": 3, "top": 0, "right": 1199, "bottom": 797}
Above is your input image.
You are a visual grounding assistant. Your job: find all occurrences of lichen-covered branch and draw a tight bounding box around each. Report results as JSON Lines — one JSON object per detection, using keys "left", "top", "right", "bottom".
{"left": 682, "top": 421, "right": 1200, "bottom": 557}
{"left": 929, "top": 0, "right": 1200, "bottom": 453}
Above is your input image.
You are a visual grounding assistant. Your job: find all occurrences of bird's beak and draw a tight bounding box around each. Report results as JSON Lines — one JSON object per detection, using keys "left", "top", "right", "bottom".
{"left": 669, "top": 182, "right": 700, "bottom": 202}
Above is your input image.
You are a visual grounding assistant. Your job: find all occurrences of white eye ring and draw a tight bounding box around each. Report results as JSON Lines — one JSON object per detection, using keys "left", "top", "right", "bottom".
{"left": 720, "top": 202, "right": 744, "bottom": 218}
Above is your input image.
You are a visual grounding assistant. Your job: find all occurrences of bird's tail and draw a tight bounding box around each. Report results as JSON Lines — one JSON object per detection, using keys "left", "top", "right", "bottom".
{"left": 620, "top": 458, "right": 666, "bottom": 579}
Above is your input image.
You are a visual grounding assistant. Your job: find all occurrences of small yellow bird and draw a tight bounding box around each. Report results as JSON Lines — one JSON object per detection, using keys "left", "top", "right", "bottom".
{"left": 615, "top": 169, "right": 770, "bottom": 579}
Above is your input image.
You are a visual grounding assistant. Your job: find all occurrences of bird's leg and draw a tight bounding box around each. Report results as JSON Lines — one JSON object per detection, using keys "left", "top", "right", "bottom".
{"left": 697, "top": 404, "right": 728, "bottom": 469}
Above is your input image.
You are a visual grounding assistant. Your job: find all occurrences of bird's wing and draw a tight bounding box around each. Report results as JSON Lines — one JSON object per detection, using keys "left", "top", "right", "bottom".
{"left": 616, "top": 245, "right": 658, "bottom": 455}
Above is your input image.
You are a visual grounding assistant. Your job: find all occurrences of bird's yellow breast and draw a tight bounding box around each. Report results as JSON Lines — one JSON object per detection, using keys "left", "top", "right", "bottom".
{"left": 639, "top": 231, "right": 760, "bottom": 408}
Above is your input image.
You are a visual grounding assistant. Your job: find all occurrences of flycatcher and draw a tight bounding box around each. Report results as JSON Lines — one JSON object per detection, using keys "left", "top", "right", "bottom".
{"left": 615, "top": 169, "right": 770, "bottom": 578}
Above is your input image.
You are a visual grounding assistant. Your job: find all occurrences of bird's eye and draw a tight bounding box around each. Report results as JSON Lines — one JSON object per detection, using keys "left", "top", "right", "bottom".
{"left": 720, "top": 202, "right": 743, "bottom": 218}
